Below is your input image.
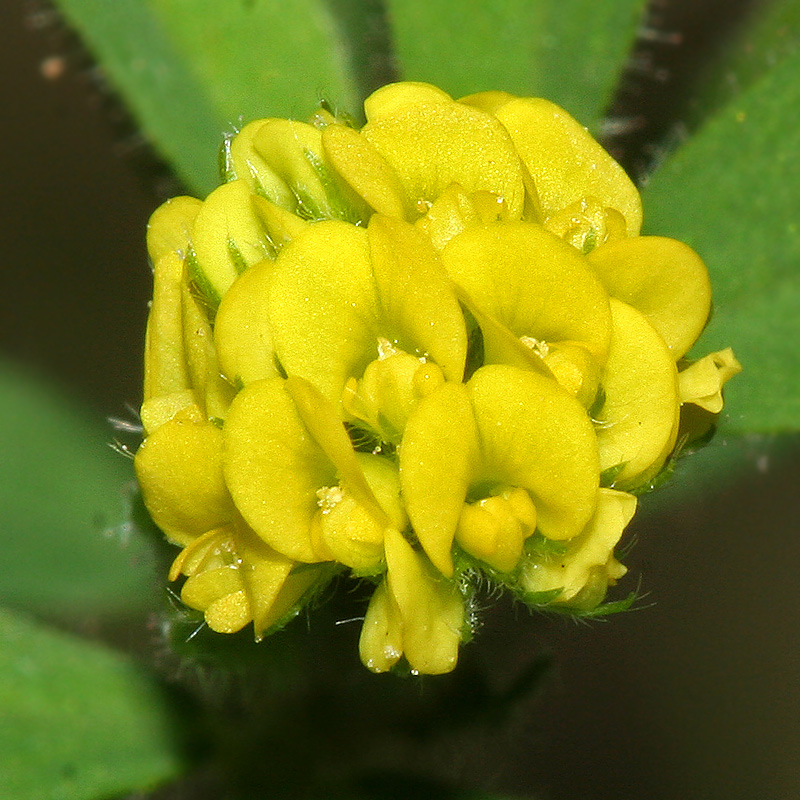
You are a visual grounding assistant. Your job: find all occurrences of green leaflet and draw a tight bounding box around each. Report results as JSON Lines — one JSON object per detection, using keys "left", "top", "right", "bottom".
{"left": 683, "top": 0, "right": 800, "bottom": 131}
{"left": 531, "top": 0, "right": 647, "bottom": 127}
{"left": 148, "top": 0, "right": 361, "bottom": 125}
{"left": 0, "top": 360, "right": 158, "bottom": 616}
{"left": 642, "top": 49, "right": 800, "bottom": 434}
{"left": 0, "top": 607, "right": 185, "bottom": 800}
{"left": 53, "top": 0, "right": 224, "bottom": 193}
{"left": 385, "top": 0, "right": 647, "bottom": 126}
{"left": 53, "top": 0, "right": 366, "bottom": 195}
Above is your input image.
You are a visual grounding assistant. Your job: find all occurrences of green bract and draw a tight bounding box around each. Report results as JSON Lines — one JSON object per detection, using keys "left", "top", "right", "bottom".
{"left": 135, "top": 81, "right": 740, "bottom": 675}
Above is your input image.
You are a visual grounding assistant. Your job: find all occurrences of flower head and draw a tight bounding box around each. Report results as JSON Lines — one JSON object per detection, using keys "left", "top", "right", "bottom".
{"left": 135, "top": 81, "right": 740, "bottom": 674}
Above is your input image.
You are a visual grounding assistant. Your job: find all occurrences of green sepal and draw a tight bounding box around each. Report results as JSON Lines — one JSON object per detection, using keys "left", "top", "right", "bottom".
{"left": 542, "top": 588, "right": 641, "bottom": 619}
{"left": 599, "top": 462, "right": 627, "bottom": 488}
{"left": 186, "top": 246, "right": 222, "bottom": 311}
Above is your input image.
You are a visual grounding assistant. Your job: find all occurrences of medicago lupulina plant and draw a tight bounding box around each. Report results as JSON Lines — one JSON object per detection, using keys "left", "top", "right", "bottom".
{"left": 135, "top": 81, "right": 740, "bottom": 675}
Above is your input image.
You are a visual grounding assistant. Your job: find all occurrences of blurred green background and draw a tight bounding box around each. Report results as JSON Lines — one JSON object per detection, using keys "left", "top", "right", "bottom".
{"left": 1, "top": 0, "right": 799, "bottom": 798}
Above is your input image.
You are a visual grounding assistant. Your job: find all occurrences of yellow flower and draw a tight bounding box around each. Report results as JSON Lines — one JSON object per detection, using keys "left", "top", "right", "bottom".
{"left": 135, "top": 81, "right": 740, "bottom": 674}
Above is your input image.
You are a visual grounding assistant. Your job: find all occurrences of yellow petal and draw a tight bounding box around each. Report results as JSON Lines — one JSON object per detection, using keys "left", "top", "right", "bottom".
{"left": 181, "top": 565, "right": 244, "bottom": 612}
{"left": 143, "top": 252, "right": 191, "bottom": 417}
{"left": 248, "top": 563, "right": 327, "bottom": 637}
{"left": 252, "top": 119, "right": 330, "bottom": 216}
{"left": 587, "top": 236, "right": 712, "bottom": 358}
{"left": 359, "top": 580, "right": 403, "bottom": 673}
{"left": 307, "top": 105, "right": 338, "bottom": 128}
{"left": 267, "top": 221, "right": 379, "bottom": 404}
{"left": 399, "top": 383, "right": 479, "bottom": 577}
{"left": 253, "top": 119, "right": 367, "bottom": 222}
{"left": 414, "top": 183, "right": 513, "bottom": 252}
{"left": 140, "top": 391, "right": 196, "bottom": 437}
{"left": 322, "top": 123, "right": 410, "bottom": 219}
{"left": 415, "top": 182, "right": 481, "bottom": 251}
{"left": 368, "top": 215, "right": 468, "bottom": 382}
{"left": 441, "top": 222, "right": 612, "bottom": 363}
{"left": 135, "top": 406, "right": 233, "bottom": 546}
{"left": 459, "top": 90, "right": 517, "bottom": 115}
{"left": 452, "top": 285, "right": 554, "bottom": 378}
{"left": 358, "top": 453, "right": 407, "bottom": 533}
{"left": 384, "top": 528, "right": 464, "bottom": 675}
{"left": 595, "top": 299, "right": 680, "bottom": 489}
{"left": 232, "top": 521, "right": 308, "bottom": 639}
{"left": 521, "top": 488, "right": 636, "bottom": 603}
{"left": 222, "top": 378, "right": 334, "bottom": 562}
{"left": 189, "top": 179, "right": 272, "bottom": 304}
{"left": 180, "top": 281, "right": 235, "bottom": 420}
{"left": 678, "top": 348, "right": 742, "bottom": 413}
{"left": 493, "top": 98, "right": 642, "bottom": 235}
{"left": 204, "top": 590, "right": 252, "bottom": 634}
{"left": 467, "top": 365, "right": 600, "bottom": 541}
{"left": 541, "top": 340, "right": 601, "bottom": 408}
{"left": 342, "top": 351, "right": 438, "bottom": 444}
{"left": 251, "top": 194, "right": 311, "bottom": 249}
{"left": 543, "top": 197, "right": 627, "bottom": 254}
{"left": 146, "top": 196, "right": 202, "bottom": 263}
{"left": 364, "top": 81, "right": 453, "bottom": 122}
{"left": 455, "top": 488, "right": 537, "bottom": 573}
{"left": 362, "top": 100, "right": 525, "bottom": 218}
{"left": 169, "top": 527, "right": 234, "bottom": 581}
{"left": 314, "top": 493, "right": 385, "bottom": 572}
{"left": 284, "top": 376, "right": 388, "bottom": 529}
{"left": 470, "top": 190, "right": 511, "bottom": 223}
{"left": 213, "top": 259, "right": 279, "bottom": 385}
{"left": 226, "top": 119, "right": 296, "bottom": 208}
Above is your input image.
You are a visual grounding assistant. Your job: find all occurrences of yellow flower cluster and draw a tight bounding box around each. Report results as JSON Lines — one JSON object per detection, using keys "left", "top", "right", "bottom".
{"left": 135, "top": 82, "right": 740, "bottom": 675}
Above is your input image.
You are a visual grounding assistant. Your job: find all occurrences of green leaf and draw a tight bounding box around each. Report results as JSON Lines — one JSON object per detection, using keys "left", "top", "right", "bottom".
{"left": 52, "top": 0, "right": 366, "bottom": 194}
{"left": 147, "top": 0, "right": 361, "bottom": 124}
{"left": 685, "top": 0, "right": 800, "bottom": 130}
{"left": 642, "top": 50, "right": 800, "bottom": 434}
{"left": 530, "top": 0, "right": 647, "bottom": 127}
{"left": 0, "top": 606, "right": 185, "bottom": 800}
{"left": 0, "top": 360, "right": 159, "bottom": 616}
{"left": 52, "top": 0, "right": 648, "bottom": 193}
{"left": 53, "top": 0, "right": 224, "bottom": 193}
{"left": 386, "top": 0, "right": 647, "bottom": 125}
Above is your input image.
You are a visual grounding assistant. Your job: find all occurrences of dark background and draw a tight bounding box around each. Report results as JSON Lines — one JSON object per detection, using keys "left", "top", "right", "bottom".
{"left": 1, "top": 1, "right": 799, "bottom": 798}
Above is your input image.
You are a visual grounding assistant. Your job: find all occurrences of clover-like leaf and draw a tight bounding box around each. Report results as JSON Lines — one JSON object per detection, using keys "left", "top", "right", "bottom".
{"left": 0, "top": 608, "right": 184, "bottom": 799}
{"left": 643, "top": 48, "right": 800, "bottom": 433}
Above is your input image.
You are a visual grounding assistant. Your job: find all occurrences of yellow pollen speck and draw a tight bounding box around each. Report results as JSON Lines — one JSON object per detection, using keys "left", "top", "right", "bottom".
{"left": 520, "top": 335, "right": 550, "bottom": 358}
{"left": 377, "top": 337, "right": 399, "bottom": 359}
{"left": 316, "top": 485, "right": 344, "bottom": 511}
